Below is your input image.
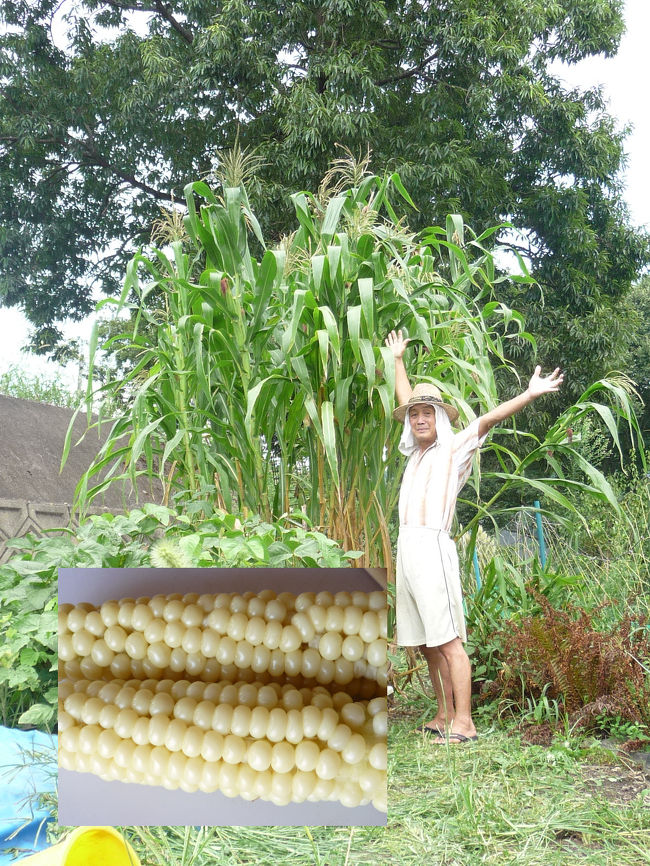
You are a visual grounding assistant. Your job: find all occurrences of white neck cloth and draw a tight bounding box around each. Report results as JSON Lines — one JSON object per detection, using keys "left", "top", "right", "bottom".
{"left": 398, "top": 404, "right": 455, "bottom": 456}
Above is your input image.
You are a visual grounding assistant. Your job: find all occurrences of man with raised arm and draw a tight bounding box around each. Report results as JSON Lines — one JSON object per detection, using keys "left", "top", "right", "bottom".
{"left": 385, "top": 329, "right": 563, "bottom": 743}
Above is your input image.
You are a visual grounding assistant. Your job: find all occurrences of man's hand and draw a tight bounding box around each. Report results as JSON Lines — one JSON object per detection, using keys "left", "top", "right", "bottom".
{"left": 385, "top": 329, "right": 413, "bottom": 404}
{"left": 526, "top": 366, "right": 564, "bottom": 400}
{"left": 478, "top": 364, "right": 564, "bottom": 437}
{"left": 385, "top": 329, "right": 410, "bottom": 360}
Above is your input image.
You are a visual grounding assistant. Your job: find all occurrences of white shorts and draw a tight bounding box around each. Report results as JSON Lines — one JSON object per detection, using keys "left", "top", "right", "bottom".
{"left": 395, "top": 526, "right": 466, "bottom": 647}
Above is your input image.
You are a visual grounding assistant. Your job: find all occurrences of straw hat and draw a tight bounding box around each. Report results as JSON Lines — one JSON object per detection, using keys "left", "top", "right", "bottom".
{"left": 393, "top": 382, "right": 459, "bottom": 424}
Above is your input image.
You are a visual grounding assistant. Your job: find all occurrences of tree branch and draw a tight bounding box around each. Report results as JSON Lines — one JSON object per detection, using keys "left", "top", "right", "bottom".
{"left": 84, "top": 151, "right": 175, "bottom": 202}
{"left": 374, "top": 51, "right": 438, "bottom": 87}
{"left": 103, "top": 0, "right": 194, "bottom": 44}
{"left": 90, "top": 232, "right": 135, "bottom": 277}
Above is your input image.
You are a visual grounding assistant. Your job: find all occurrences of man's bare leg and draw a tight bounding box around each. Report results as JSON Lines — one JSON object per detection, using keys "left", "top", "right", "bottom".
{"left": 420, "top": 645, "right": 454, "bottom": 731}
{"left": 433, "top": 637, "right": 477, "bottom": 741}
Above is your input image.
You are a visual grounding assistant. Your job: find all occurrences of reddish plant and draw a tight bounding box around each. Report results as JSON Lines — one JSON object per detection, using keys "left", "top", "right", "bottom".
{"left": 491, "top": 593, "right": 650, "bottom": 727}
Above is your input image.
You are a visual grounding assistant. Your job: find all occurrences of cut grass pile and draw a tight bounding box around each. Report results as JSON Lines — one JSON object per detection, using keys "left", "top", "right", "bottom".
{"left": 44, "top": 709, "right": 649, "bottom": 866}
{"left": 45, "top": 825, "right": 389, "bottom": 866}
{"left": 388, "top": 694, "right": 650, "bottom": 866}
{"left": 120, "top": 826, "right": 386, "bottom": 865}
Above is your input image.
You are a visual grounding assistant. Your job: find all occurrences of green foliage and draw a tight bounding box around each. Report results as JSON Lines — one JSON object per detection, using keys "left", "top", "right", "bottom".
{"left": 0, "top": 500, "right": 356, "bottom": 727}
{"left": 618, "top": 274, "right": 650, "bottom": 450}
{"left": 458, "top": 370, "right": 645, "bottom": 553}
{"left": 67, "top": 166, "right": 642, "bottom": 568}
{"left": 594, "top": 714, "right": 649, "bottom": 743}
{"left": 560, "top": 458, "right": 650, "bottom": 570}
{"left": 0, "top": 364, "right": 79, "bottom": 408}
{"left": 0, "top": 558, "right": 57, "bottom": 729}
{"left": 2, "top": 0, "right": 648, "bottom": 397}
{"left": 64, "top": 168, "right": 505, "bottom": 563}
{"left": 463, "top": 554, "right": 582, "bottom": 685}
{"left": 7, "top": 502, "right": 360, "bottom": 572}
{"left": 521, "top": 687, "right": 564, "bottom": 728}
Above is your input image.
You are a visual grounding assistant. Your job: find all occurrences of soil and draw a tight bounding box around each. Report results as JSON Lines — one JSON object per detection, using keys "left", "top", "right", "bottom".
{"left": 580, "top": 762, "right": 650, "bottom": 806}
{"left": 519, "top": 726, "right": 650, "bottom": 806}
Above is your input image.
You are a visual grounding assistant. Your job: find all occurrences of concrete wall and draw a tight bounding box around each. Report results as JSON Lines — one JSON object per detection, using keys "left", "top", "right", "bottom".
{"left": 0, "top": 394, "right": 161, "bottom": 562}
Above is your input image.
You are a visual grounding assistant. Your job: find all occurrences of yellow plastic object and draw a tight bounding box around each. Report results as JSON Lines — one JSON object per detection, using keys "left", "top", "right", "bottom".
{"left": 19, "top": 826, "right": 141, "bottom": 865}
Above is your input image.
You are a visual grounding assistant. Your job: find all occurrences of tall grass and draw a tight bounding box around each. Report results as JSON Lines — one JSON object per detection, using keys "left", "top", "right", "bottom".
{"left": 65, "top": 155, "right": 644, "bottom": 569}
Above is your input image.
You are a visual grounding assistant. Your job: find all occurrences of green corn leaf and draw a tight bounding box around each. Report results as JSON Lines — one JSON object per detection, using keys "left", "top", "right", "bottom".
{"left": 378, "top": 346, "right": 395, "bottom": 411}
{"left": 290, "top": 192, "right": 318, "bottom": 241}
{"left": 358, "top": 277, "right": 375, "bottom": 337}
{"left": 282, "top": 290, "right": 307, "bottom": 354}
{"left": 327, "top": 245, "right": 342, "bottom": 284}
{"left": 321, "top": 400, "right": 340, "bottom": 488}
{"left": 311, "top": 255, "right": 326, "bottom": 294}
{"left": 388, "top": 172, "right": 417, "bottom": 208}
{"left": 317, "top": 305, "right": 341, "bottom": 361}
{"left": 317, "top": 329, "right": 330, "bottom": 376}
{"left": 251, "top": 250, "right": 278, "bottom": 334}
{"left": 321, "top": 194, "right": 346, "bottom": 246}
{"left": 304, "top": 395, "right": 324, "bottom": 439}
{"left": 160, "top": 429, "right": 186, "bottom": 471}
{"left": 347, "top": 305, "right": 362, "bottom": 363}
{"left": 334, "top": 374, "right": 354, "bottom": 433}
{"left": 289, "top": 356, "right": 313, "bottom": 393}
{"left": 359, "top": 338, "right": 376, "bottom": 396}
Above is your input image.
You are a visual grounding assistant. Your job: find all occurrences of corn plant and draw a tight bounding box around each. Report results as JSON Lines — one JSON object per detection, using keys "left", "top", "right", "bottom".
{"left": 65, "top": 158, "right": 643, "bottom": 570}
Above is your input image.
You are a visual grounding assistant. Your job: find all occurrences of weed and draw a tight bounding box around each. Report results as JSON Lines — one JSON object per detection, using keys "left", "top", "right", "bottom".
{"left": 488, "top": 594, "right": 650, "bottom": 729}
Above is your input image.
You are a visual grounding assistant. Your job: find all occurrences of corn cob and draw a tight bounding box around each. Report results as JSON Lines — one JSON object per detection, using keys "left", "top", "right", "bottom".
{"left": 59, "top": 591, "right": 387, "bottom": 694}
{"left": 59, "top": 589, "right": 387, "bottom": 812}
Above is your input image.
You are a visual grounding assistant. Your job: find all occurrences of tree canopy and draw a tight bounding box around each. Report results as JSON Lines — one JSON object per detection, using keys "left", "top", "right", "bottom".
{"left": 1, "top": 0, "right": 647, "bottom": 385}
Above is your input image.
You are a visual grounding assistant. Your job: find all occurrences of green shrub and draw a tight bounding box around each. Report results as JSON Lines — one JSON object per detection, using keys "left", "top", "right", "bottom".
{"left": 0, "top": 500, "right": 360, "bottom": 729}
{"left": 0, "top": 561, "right": 57, "bottom": 729}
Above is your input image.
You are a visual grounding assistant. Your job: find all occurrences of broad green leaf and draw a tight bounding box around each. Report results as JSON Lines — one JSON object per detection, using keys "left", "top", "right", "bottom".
{"left": 317, "top": 329, "right": 330, "bottom": 376}
{"left": 389, "top": 172, "right": 417, "bottom": 208}
{"left": 290, "top": 192, "right": 318, "bottom": 241}
{"left": 320, "top": 401, "right": 340, "bottom": 489}
{"left": 359, "top": 338, "right": 376, "bottom": 396}
{"left": 303, "top": 396, "right": 324, "bottom": 439}
{"left": 311, "top": 255, "right": 326, "bottom": 294}
{"left": 251, "top": 250, "right": 278, "bottom": 334}
{"left": 347, "top": 305, "right": 362, "bottom": 363}
{"left": 282, "top": 290, "right": 307, "bottom": 354}
{"left": 18, "top": 703, "right": 55, "bottom": 727}
{"left": 321, "top": 195, "right": 346, "bottom": 246}
{"left": 358, "top": 277, "right": 375, "bottom": 337}
{"left": 317, "top": 305, "right": 341, "bottom": 361}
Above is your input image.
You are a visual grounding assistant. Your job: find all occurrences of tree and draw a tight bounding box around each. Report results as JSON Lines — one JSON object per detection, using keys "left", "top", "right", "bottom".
{"left": 1, "top": 0, "right": 647, "bottom": 379}
{"left": 620, "top": 275, "right": 650, "bottom": 451}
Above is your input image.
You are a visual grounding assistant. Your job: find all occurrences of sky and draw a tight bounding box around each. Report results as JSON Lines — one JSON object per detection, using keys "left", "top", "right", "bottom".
{"left": 1, "top": 0, "right": 649, "bottom": 392}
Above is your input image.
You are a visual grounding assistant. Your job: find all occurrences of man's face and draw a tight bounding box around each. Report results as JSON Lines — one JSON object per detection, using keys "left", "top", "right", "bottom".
{"left": 409, "top": 404, "right": 437, "bottom": 448}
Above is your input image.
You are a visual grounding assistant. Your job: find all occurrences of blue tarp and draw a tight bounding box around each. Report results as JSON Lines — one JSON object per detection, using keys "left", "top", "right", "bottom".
{"left": 0, "top": 727, "right": 56, "bottom": 863}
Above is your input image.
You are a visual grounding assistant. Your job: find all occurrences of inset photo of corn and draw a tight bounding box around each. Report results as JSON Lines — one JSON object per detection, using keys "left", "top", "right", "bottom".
{"left": 58, "top": 567, "right": 387, "bottom": 826}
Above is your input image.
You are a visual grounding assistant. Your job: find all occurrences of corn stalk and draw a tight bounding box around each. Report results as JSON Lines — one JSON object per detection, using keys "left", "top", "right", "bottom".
{"left": 65, "top": 166, "right": 643, "bottom": 569}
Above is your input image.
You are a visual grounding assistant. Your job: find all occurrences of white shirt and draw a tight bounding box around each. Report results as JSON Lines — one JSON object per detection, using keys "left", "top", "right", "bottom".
{"left": 398, "top": 418, "right": 487, "bottom": 531}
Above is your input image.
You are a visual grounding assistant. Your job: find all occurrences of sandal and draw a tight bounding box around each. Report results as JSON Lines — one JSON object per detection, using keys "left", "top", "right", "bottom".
{"left": 414, "top": 723, "right": 446, "bottom": 736}
{"left": 432, "top": 731, "right": 478, "bottom": 745}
